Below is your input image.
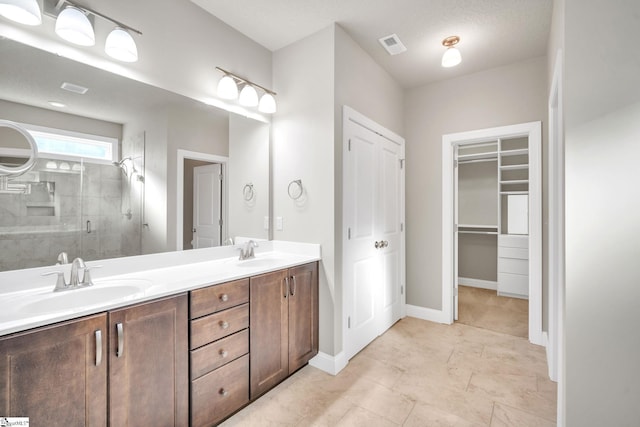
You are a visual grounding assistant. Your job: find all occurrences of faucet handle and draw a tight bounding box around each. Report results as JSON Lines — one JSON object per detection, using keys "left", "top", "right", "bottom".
{"left": 42, "top": 271, "right": 69, "bottom": 291}
{"left": 81, "top": 265, "right": 102, "bottom": 286}
{"left": 56, "top": 252, "right": 69, "bottom": 265}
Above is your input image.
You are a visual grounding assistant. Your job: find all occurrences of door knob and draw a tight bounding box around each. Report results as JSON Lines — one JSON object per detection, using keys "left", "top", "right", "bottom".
{"left": 374, "top": 241, "right": 380, "bottom": 249}
{"left": 382, "top": 240, "right": 389, "bottom": 248}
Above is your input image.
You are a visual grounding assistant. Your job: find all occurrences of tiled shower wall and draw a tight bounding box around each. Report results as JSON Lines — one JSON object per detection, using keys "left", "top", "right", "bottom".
{"left": 0, "top": 159, "right": 142, "bottom": 271}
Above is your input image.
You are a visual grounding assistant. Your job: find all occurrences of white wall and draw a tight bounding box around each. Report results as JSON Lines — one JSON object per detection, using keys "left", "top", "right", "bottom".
{"left": 272, "top": 26, "right": 336, "bottom": 354}
{"left": 564, "top": 1, "right": 640, "bottom": 424}
{"left": 404, "top": 57, "right": 547, "bottom": 310}
{"left": 228, "top": 114, "right": 270, "bottom": 240}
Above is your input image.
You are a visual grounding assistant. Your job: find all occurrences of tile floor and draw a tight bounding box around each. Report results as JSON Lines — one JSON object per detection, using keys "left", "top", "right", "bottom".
{"left": 457, "top": 286, "right": 529, "bottom": 338}
{"left": 221, "top": 316, "right": 557, "bottom": 426}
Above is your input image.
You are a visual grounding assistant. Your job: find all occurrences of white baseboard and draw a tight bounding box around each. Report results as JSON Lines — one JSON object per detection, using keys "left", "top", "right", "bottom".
{"left": 309, "top": 351, "right": 348, "bottom": 376}
{"left": 406, "top": 304, "right": 450, "bottom": 324}
{"left": 458, "top": 277, "right": 497, "bottom": 290}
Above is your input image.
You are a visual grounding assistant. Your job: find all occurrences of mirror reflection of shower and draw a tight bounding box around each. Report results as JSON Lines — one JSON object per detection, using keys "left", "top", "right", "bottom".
{"left": 112, "top": 156, "right": 144, "bottom": 182}
{"left": 113, "top": 155, "right": 144, "bottom": 221}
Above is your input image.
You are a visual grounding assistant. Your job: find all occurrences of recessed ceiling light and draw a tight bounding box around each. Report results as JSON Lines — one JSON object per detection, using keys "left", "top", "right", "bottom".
{"left": 60, "top": 81, "right": 88, "bottom": 94}
{"left": 48, "top": 101, "right": 66, "bottom": 108}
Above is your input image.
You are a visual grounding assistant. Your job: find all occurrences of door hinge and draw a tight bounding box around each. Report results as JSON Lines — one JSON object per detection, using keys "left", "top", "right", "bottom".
{"left": 218, "top": 173, "right": 223, "bottom": 181}
{"left": 454, "top": 287, "right": 459, "bottom": 296}
{"left": 347, "top": 316, "right": 351, "bottom": 329}
{"left": 401, "top": 285, "right": 404, "bottom": 295}
{"left": 219, "top": 219, "right": 223, "bottom": 226}
{"left": 400, "top": 159, "right": 405, "bottom": 169}
{"left": 348, "top": 228, "right": 351, "bottom": 240}
{"left": 348, "top": 139, "right": 351, "bottom": 151}
{"left": 454, "top": 159, "right": 458, "bottom": 168}
{"left": 192, "top": 228, "right": 196, "bottom": 233}
{"left": 400, "top": 223, "right": 404, "bottom": 232}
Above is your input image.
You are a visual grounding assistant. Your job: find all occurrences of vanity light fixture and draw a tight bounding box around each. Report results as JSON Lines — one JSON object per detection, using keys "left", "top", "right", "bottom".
{"left": 0, "top": 0, "right": 42, "bottom": 25}
{"left": 105, "top": 26, "right": 138, "bottom": 62}
{"left": 216, "top": 67, "right": 277, "bottom": 114}
{"left": 441, "top": 35, "right": 462, "bottom": 68}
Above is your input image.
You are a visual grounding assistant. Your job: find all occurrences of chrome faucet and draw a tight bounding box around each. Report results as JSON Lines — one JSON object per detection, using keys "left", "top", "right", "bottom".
{"left": 56, "top": 251, "right": 69, "bottom": 265}
{"left": 70, "top": 257, "right": 86, "bottom": 287}
{"left": 238, "top": 240, "right": 258, "bottom": 260}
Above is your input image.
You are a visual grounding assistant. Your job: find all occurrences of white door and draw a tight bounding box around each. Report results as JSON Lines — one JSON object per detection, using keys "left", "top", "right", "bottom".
{"left": 343, "top": 114, "right": 404, "bottom": 361}
{"left": 193, "top": 164, "right": 222, "bottom": 248}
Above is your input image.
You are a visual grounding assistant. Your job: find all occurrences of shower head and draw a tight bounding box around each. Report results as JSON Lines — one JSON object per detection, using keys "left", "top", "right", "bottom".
{"left": 113, "top": 157, "right": 138, "bottom": 179}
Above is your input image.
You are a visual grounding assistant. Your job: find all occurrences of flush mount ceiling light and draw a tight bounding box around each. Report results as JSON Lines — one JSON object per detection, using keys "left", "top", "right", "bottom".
{"left": 55, "top": 5, "right": 95, "bottom": 46}
{"left": 105, "top": 26, "right": 138, "bottom": 62}
{"left": 441, "top": 35, "right": 462, "bottom": 68}
{"left": 216, "top": 67, "right": 277, "bottom": 114}
{"left": 0, "top": 0, "right": 42, "bottom": 25}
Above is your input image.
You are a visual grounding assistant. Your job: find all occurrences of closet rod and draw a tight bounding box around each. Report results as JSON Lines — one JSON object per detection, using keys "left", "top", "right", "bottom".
{"left": 458, "top": 231, "right": 498, "bottom": 235}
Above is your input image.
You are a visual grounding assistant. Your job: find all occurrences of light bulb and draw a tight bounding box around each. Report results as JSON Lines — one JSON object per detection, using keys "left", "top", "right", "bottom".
{"left": 55, "top": 6, "right": 95, "bottom": 46}
{"left": 258, "top": 93, "right": 276, "bottom": 114}
{"left": 239, "top": 85, "right": 258, "bottom": 107}
{"left": 105, "top": 27, "right": 138, "bottom": 62}
{"left": 217, "top": 75, "right": 238, "bottom": 99}
{"left": 0, "top": 0, "right": 42, "bottom": 25}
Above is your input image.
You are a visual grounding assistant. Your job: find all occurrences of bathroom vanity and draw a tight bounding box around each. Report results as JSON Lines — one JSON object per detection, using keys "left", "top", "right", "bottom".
{"left": 0, "top": 241, "right": 320, "bottom": 426}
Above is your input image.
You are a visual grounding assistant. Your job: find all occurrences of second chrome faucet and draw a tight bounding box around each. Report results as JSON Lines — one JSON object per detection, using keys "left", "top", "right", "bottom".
{"left": 238, "top": 240, "right": 258, "bottom": 260}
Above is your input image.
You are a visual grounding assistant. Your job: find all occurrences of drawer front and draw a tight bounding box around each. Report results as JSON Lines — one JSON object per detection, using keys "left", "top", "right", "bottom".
{"left": 190, "top": 304, "right": 249, "bottom": 350}
{"left": 191, "top": 329, "right": 249, "bottom": 380}
{"left": 498, "top": 272, "right": 529, "bottom": 297}
{"left": 190, "top": 279, "right": 249, "bottom": 319}
{"left": 498, "top": 246, "right": 529, "bottom": 260}
{"left": 191, "top": 354, "right": 249, "bottom": 427}
{"left": 498, "top": 257, "right": 528, "bottom": 275}
{"left": 498, "top": 235, "right": 529, "bottom": 249}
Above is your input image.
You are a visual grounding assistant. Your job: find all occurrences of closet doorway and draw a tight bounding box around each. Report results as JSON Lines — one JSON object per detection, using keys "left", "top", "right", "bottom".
{"left": 442, "top": 122, "right": 542, "bottom": 345}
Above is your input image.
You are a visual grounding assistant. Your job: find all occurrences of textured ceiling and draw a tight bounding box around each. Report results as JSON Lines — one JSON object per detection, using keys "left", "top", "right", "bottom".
{"left": 191, "top": 0, "right": 553, "bottom": 88}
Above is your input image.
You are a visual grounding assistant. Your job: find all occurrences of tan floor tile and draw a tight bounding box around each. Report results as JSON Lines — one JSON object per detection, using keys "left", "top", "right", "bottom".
{"left": 490, "top": 403, "right": 556, "bottom": 427}
{"left": 403, "top": 401, "right": 486, "bottom": 427}
{"left": 457, "top": 286, "right": 528, "bottom": 338}
{"left": 341, "top": 377, "right": 415, "bottom": 424}
{"left": 343, "top": 353, "right": 405, "bottom": 388}
{"left": 335, "top": 406, "right": 400, "bottom": 427}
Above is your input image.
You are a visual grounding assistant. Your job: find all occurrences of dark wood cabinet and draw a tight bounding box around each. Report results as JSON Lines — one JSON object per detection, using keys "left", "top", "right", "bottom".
{"left": 250, "top": 262, "right": 318, "bottom": 399}
{"left": 108, "top": 294, "right": 189, "bottom": 427}
{"left": 0, "top": 313, "right": 108, "bottom": 427}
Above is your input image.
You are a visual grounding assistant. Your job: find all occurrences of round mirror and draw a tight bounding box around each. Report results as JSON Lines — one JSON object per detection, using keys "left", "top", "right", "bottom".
{"left": 0, "top": 119, "right": 38, "bottom": 176}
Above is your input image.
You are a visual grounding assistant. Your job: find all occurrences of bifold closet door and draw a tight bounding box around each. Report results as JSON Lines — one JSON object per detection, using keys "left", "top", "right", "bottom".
{"left": 343, "top": 118, "right": 403, "bottom": 361}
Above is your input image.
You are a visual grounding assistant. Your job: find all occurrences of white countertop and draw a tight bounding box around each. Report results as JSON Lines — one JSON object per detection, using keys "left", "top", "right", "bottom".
{"left": 0, "top": 240, "right": 321, "bottom": 337}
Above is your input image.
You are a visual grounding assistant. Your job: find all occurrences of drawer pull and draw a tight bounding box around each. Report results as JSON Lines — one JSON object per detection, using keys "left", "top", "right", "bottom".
{"left": 220, "top": 293, "right": 229, "bottom": 302}
{"left": 219, "top": 349, "right": 228, "bottom": 358}
{"left": 116, "top": 322, "right": 124, "bottom": 357}
{"left": 219, "top": 388, "right": 228, "bottom": 396}
{"left": 95, "top": 329, "right": 102, "bottom": 366}
{"left": 220, "top": 320, "right": 230, "bottom": 329}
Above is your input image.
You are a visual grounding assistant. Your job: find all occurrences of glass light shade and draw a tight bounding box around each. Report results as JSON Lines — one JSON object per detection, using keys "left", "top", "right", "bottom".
{"left": 217, "top": 75, "right": 238, "bottom": 99}
{"left": 239, "top": 85, "right": 258, "bottom": 107}
{"left": 441, "top": 47, "right": 461, "bottom": 68}
{"left": 55, "top": 6, "right": 95, "bottom": 46}
{"left": 105, "top": 27, "right": 138, "bottom": 62}
{"left": 0, "top": 0, "right": 42, "bottom": 25}
{"left": 258, "top": 93, "right": 276, "bottom": 114}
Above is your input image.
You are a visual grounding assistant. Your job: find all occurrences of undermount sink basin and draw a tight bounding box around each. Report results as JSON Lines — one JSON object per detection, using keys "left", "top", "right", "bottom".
{"left": 235, "top": 256, "right": 287, "bottom": 268}
{"left": 19, "top": 282, "right": 147, "bottom": 314}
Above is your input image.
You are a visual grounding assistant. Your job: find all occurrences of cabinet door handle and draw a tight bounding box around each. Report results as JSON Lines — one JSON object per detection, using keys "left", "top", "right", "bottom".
{"left": 219, "top": 349, "right": 228, "bottom": 358}
{"left": 219, "top": 388, "right": 228, "bottom": 397}
{"left": 284, "top": 277, "right": 289, "bottom": 299}
{"left": 95, "top": 330, "right": 102, "bottom": 366}
{"left": 290, "top": 276, "right": 297, "bottom": 296}
{"left": 219, "top": 320, "right": 229, "bottom": 329}
{"left": 220, "top": 293, "right": 229, "bottom": 302}
{"left": 116, "top": 322, "right": 124, "bottom": 358}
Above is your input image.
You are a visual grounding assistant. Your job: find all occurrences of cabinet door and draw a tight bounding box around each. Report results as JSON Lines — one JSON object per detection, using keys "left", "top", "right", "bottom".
{"left": 249, "top": 269, "right": 289, "bottom": 399}
{"left": 0, "top": 313, "right": 107, "bottom": 427}
{"left": 288, "top": 262, "right": 319, "bottom": 373}
{"left": 109, "top": 294, "right": 188, "bottom": 427}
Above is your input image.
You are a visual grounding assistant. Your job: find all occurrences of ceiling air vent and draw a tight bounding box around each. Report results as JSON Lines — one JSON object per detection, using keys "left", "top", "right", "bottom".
{"left": 60, "top": 82, "right": 89, "bottom": 95}
{"left": 378, "top": 33, "right": 407, "bottom": 55}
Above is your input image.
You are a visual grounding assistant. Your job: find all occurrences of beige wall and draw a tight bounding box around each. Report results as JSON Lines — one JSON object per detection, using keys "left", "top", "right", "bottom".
{"left": 404, "top": 56, "right": 547, "bottom": 310}
{"left": 565, "top": 0, "right": 640, "bottom": 424}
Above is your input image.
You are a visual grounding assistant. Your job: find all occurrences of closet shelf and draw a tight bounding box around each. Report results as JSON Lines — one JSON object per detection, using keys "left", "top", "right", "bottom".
{"left": 500, "top": 164, "right": 529, "bottom": 170}
{"left": 457, "top": 151, "right": 498, "bottom": 161}
{"left": 500, "top": 148, "right": 529, "bottom": 157}
{"left": 458, "top": 224, "right": 497, "bottom": 229}
{"left": 500, "top": 191, "right": 529, "bottom": 195}
{"left": 459, "top": 230, "right": 498, "bottom": 235}
{"left": 500, "top": 180, "right": 529, "bottom": 185}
